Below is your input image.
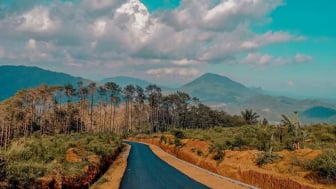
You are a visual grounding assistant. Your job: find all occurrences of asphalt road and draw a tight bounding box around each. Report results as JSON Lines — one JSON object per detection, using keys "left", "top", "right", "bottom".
{"left": 120, "top": 142, "right": 210, "bottom": 189}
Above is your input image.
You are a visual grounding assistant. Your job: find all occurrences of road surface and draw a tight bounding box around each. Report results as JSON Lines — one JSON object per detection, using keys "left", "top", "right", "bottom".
{"left": 120, "top": 141, "right": 210, "bottom": 189}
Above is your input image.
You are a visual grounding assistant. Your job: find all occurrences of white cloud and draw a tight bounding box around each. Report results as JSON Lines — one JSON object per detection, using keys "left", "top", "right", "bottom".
{"left": 288, "top": 81, "right": 295, "bottom": 87}
{"left": 147, "top": 67, "right": 200, "bottom": 77}
{"left": 172, "top": 59, "right": 199, "bottom": 66}
{"left": 92, "top": 19, "right": 107, "bottom": 37}
{"left": 294, "top": 53, "right": 313, "bottom": 63}
{"left": 25, "top": 39, "right": 54, "bottom": 61}
{"left": 243, "top": 53, "right": 313, "bottom": 66}
{"left": 82, "top": 0, "right": 122, "bottom": 11}
{"left": 26, "top": 38, "right": 37, "bottom": 49}
{"left": 262, "top": 108, "right": 271, "bottom": 113}
{"left": 18, "top": 7, "right": 59, "bottom": 33}
{"left": 0, "top": 0, "right": 310, "bottom": 81}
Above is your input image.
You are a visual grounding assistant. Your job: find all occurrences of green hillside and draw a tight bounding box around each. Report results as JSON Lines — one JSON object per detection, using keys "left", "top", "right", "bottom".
{"left": 0, "top": 65, "right": 85, "bottom": 101}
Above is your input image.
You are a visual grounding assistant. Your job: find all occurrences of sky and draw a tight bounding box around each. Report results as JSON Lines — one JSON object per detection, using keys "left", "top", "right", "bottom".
{"left": 0, "top": 0, "right": 335, "bottom": 98}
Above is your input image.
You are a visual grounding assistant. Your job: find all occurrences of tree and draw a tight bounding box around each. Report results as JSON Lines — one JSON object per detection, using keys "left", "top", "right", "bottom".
{"left": 88, "top": 82, "right": 96, "bottom": 131}
{"left": 241, "top": 109, "right": 260, "bottom": 125}
{"left": 97, "top": 86, "right": 107, "bottom": 132}
{"left": 123, "top": 85, "right": 135, "bottom": 131}
{"left": 145, "top": 85, "right": 162, "bottom": 133}
{"left": 281, "top": 112, "right": 304, "bottom": 150}
{"left": 104, "top": 82, "right": 121, "bottom": 132}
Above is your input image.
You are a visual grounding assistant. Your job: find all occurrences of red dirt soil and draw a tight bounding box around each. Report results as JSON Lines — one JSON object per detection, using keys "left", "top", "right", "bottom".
{"left": 133, "top": 136, "right": 335, "bottom": 189}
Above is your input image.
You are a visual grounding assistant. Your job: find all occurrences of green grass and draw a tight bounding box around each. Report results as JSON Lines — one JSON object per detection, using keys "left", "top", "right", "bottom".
{"left": 0, "top": 132, "right": 122, "bottom": 187}
{"left": 181, "top": 125, "right": 336, "bottom": 152}
{"left": 306, "top": 150, "right": 336, "bottom": 183}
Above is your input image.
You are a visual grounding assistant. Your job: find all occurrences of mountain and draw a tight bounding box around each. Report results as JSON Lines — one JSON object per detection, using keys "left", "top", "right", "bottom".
{"left": 101, "top": 76, "right": 152, "bottom": 88}
{"left": 180, "top": 73, "right": 258, "bottom": 103}
{"left": 0, "top": 65, "right": 85, "bottom": 101}
{"left": 301, "top": 106, "right": 336, "bottom": 118}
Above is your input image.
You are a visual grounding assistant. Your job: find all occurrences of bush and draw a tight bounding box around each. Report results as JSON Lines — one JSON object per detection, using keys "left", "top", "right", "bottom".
{"left": 174, "top": 138, "right": 184, "bottom": 148}
{"left": 160, "top": 135, "right": 167, "bottom": 144}
{"left": 306, "top": 150, "right": 336, "bottom": 182}
{"left": 256, "top": 152, "right": 282, "bottom": 166}
{"left": 196, "top": 149, "right": 203, "bottom": 156}
{"left": 171, "top": 130, "right": 185, "bottom": 139}
{"left": 208, "top": 143, "right": 225, "bottom": 162}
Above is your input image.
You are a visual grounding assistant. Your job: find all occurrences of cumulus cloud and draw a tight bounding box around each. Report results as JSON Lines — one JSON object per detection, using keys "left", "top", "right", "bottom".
{"left": 0, "top": 0, "right": 309, "bottom": 81}
{"left": 294, "top": 53, "right": 313, "bottom": 63}
{"left": 147, "top": 67, "right": 200, "bottom": 77}
{"left": 18, "top": 7, "right": 60, "bottom": 33}
{"left": 242, "top": 53, "right": 313, "bottom": 66}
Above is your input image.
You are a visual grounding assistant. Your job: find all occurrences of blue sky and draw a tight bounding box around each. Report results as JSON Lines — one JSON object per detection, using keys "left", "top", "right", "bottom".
{"left": 0, "top": 0, "right": 335, "bottom": 99}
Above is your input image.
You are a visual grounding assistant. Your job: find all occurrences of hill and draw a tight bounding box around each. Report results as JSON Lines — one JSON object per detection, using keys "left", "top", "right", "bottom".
{"left": 301, "top": 106, "right": 336, "bottom": 118}
{"left": 0, "top": 65, "right": 84, "bottom": 101}
{"left": 101, "top": 76, "right": 152, "bottom": 88}
{"left": 180, "top": 73, "right": 257, "bottom": 103}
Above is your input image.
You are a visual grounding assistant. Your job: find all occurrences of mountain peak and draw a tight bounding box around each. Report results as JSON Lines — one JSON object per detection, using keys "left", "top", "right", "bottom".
{"left": 181, "top": 73, "right": 256, "bottom": 103}
{"left": 198, "top": 73, "right": 234, "bottom": 82}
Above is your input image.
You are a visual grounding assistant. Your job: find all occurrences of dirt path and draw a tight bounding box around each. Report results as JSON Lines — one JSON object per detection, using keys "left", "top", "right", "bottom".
{"left": 90, "top": 144, "right": 131, "bottom": 189}
{"left": 142, "top": 141, "right": 257, "bottom": 189}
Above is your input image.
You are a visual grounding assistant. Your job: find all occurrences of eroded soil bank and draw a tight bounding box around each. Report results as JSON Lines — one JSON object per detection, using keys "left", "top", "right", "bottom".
{"left": 38, "top": 146, "right": 123, "bottom": 189}
{"left": 90, "top": 144, "right": 131, "bottom": 189}
{"left": 133, "top": 137, "right": 335, "bottom": 189}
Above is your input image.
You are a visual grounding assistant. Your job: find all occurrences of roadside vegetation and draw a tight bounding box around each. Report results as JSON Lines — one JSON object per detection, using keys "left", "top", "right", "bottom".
{"left": 0, "top": 133, "right": 122, "bottom": 188}
{"left": 136, "top": 122, "right": 336, "bottom": 184}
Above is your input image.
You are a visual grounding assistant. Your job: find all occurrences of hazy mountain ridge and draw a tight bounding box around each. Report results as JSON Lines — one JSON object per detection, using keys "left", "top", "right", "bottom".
{"left": 0, "top": 65, "right": 85, "bottom": 101}
{"left": 101, "top": 76, "right": 151, "bottom": 88}
{"left": 1, "top": 65, "right": 335, "bottom": 123}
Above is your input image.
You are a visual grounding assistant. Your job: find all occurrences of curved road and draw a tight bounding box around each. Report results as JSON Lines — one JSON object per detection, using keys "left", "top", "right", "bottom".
{"left": 120, "top": 142, "right": 210, "bottom": 189}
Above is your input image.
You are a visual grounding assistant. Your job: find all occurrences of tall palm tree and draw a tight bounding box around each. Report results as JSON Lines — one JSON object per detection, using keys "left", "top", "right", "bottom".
{"left": 281, "top": 112, "right": 302, "bottom": 150}
{"left": 241, "top": 109, "right": 260, "bottom": 125}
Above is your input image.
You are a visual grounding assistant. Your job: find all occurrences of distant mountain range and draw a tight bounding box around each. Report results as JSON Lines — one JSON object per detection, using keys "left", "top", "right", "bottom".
{"left": 1, "top": 65, "right": 335, "bottom": 124}
{"left": 0, "top": 65, "right": 85, "bottom": 101}
{"left": 101, "top": 76, "right": 151, "bottom": 88}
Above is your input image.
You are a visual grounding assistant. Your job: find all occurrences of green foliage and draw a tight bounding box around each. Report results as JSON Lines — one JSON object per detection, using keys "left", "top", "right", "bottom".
{"left": 190, "top": 148, "right": 203, "bottom": 156}
{"left": 160, "top": 135, "right": 167, "bottom": 144}
{"left": 0, "top": 133, "right": 122, "bottom": 187}
{"left": 256, "top": 152, "right": 282, "bottom": 166}
{"left": 171, "top": 130, "right": 185, "bottom": 139}
{"left": 306, "top": 150, "right": 336, "bottom": 182}
{"left": 174, "top": 138, "right": 184, "bottom": 148}
{"left": 182, "top": 125, "right": 336, "bottom": 153}
{"left": 208, "top": 143, "right": 225, "bottom": 162}
{"left": 196, "top": 149, "right": 204, "bottom": 156}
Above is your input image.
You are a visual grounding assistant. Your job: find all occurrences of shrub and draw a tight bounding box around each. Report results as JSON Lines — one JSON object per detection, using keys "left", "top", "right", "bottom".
{"left": 171, "top": 130, "right": 185, "bottom": 139}
{"left": 196, "top": 149, "right": 203, "bottom": 156}
{"left": 306, "top": 150, "right": 336, "bottom": 182}
{"left": 208, "top": 143, "right": 225, "bottom": 162}
{"left": 256, "top": 152, "right": 282, "bottom": 166}
{"left": 160, "top": 135, "right": 167, "bottom": 144}
{"left": 174, "top": 138, "right": 184, "bottom": 148}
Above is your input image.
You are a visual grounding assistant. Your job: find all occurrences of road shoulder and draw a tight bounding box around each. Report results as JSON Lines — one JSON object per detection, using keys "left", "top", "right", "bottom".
{"left": 90, "top": 144, "right": 131, "bottom": 189}
{"left": 145, "top": 142, "right": 254, "bottom": 189}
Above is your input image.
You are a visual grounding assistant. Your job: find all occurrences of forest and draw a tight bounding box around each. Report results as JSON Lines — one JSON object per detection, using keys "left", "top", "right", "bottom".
{"left": 0, "top": 81, "right": 246, "bottom": 148}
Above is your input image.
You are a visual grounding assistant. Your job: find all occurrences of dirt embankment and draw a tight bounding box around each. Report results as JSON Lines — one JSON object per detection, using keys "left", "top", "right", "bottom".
{"left": 134, "top": 137, "right": 335, "bottom": 189}
{"left": 38, "top": 146, "right": 123, "bottom": 189}
{"left": 90, "top": 144, "right": 131, "bottom": 189}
